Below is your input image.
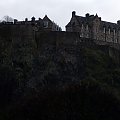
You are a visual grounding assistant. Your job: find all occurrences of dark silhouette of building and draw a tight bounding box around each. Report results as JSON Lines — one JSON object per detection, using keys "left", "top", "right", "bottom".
{"left": 0, "top": 15, "right": 62, "bottom": 32}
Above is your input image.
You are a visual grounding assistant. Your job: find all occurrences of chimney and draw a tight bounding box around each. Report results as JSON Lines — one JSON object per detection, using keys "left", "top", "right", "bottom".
{"left": 72, "top": 11, "right": 76, "bottom": 17}
{"left": 86, "top": 13, "right": 89, "bottom": 18}
{"left": 38, "top": 18, "right": 41, "bottom": 21}
{"left": 31, "top": 16, "right": 35, "bottom": 22}
{"left": 25, "top": 18, "right": 28, "bottom": 22}
{"left": 14, "top": 19, "right": 18, "bottom": 24}
{"left": 117, "top": 20, "right": 120, "bottom": 25}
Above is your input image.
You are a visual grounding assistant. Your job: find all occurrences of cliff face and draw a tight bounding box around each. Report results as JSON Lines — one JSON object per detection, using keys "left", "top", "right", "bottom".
{"left": 0, "top": 27, "right": 120, "bottom": 120}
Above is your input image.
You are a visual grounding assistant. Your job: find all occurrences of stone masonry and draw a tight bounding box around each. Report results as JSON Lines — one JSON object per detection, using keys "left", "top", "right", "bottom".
{"left": 66, "top": 11, "right": 120, "bottom": 44}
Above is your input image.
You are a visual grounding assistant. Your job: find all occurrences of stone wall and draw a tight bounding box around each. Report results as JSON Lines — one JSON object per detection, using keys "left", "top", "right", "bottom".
{"left": 66, "top": 12, "right": 120, "bottom": 45}
{"left": 0, "top": 24, "right": 120, "bottom": 66}
{"left": 35, "top": 31, "right": 120, "bottom": 64}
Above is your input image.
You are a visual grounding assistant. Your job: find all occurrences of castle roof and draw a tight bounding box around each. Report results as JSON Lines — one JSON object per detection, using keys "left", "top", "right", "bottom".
{"left": 100, "top": 21, "right": 118, "bottom": 31}
{"left": 43, "top": 15, "right": 53, "bottom": 24}
{"left": 66, "top": 12, "right": 120, "bottom": 31}
{"left": 75, "top": 15, "right": 95, "bottom": 25}
{"left": 66, "top": 14, "right": 97, "bottom": 27}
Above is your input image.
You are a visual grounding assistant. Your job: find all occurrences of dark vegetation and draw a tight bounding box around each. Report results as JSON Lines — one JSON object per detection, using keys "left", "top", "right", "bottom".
{"left": 0, "top": 36, "right": 120, "bottom": 120}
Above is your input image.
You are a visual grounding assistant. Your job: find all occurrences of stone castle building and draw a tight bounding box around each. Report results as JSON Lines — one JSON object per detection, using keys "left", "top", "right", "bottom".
{"left": 66, "top": 11, "right": 120, "bottom": 44}
{"left": 0, "top": 15, "right": 62, "bottom": 31}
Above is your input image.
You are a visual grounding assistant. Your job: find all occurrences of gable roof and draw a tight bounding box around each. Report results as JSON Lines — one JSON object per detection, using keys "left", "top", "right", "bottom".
{"left": 66, "top": 14, "right": 96, "bottom": 27}
{"left": 75, "top": 15, "right": 96, "bottom": 26}
{"left": 43, "top": 15, "right": 53, "bottom": 24}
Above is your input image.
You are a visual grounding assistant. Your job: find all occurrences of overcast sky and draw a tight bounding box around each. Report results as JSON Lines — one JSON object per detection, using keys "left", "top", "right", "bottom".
{"left": 0, "top": 0, "right": 120, "bottom": 30}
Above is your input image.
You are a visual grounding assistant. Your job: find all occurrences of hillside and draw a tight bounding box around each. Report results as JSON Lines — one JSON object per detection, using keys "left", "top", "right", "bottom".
{"left": 0, "top": 28, "right": 120, "bottom": 119}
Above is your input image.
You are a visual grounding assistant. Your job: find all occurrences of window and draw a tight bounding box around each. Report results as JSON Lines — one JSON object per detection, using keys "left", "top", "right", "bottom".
{"left": 103, "top": 27, "right": 105, "bottom": 33}
{"left": 81, "top": 24, "right": 84, "bottom": 29}
{"left": 114, "top": 29, "right": 116, "bottom": 35}
{"left": 86, "top": 25, "right": 88, "bottom": 31}
{"left": 109, "top": 28, "right": 111, "bottom": 34}
{"left": 86, "top": 33, "right": 89, "bottom": 38}
{"left": 44, "top": 21, "right": 48, "bottom": 28}
{"left": 80, "top": 33, "right": 84, "bottom": 37}
{"left": 116, "top": 39, "right": 118, "bottom": 43}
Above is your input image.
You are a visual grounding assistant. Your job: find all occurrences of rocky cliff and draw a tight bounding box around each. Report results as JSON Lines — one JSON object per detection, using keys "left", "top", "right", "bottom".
{"left": 0, "top": 26, "right": 120, "bottom": 120}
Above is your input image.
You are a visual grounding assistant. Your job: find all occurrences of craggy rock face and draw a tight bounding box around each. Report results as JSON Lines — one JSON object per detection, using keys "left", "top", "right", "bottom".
{"left": 0, "top": 25, "right": 120, "bottom": 89}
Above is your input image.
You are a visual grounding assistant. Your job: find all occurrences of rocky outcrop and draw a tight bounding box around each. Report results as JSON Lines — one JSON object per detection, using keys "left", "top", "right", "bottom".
{"left": 0, "top": 27, "right": 120, "bottom": 120}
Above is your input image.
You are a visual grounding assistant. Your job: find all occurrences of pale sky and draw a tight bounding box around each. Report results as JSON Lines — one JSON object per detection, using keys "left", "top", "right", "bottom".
{"left": 0, "top": 0, "right": 120, "bottom": 30}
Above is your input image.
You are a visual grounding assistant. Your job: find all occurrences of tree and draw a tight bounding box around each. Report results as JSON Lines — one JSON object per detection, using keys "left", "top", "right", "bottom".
{"left": 1, "top": 15, "right": 14, "bottom": 22}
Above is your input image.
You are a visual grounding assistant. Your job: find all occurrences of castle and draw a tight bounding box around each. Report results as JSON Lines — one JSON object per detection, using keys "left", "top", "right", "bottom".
{"left": 0, "top": 15, "right": 62, "bottom": 32}
{"left": 1, "top": 11, "right": 120, "bottom": 48}
{"left": 0, "top": 12, "right": 120, "bottom": 68}
{"left": 66, "top": 11, "right": 120, "bottom": 44}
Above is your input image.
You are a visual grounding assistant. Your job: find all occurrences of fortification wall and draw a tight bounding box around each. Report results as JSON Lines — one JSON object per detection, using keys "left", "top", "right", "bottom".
{"left": 36, "top": 31, "right": 120, "bottom": 50}
{"left": 94, "top": 40, "right": 120, "bottom": 50}
{"left": 0, "top": 24, "right": 120, "bottom": 66}
{"left": 35, "top": 31, "right": 120, "bottom": 64}
{"left": 36, "top": 31, "right": 95, "bottom": 47}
